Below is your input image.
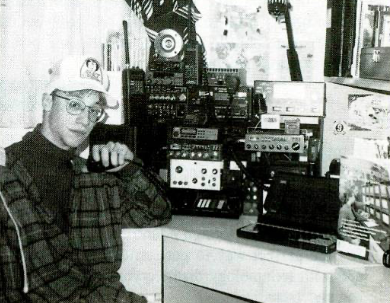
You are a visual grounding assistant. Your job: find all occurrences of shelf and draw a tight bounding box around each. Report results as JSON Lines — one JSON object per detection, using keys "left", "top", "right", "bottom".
{"left": 325, "top": 77, "right": 390, "bottom": 93}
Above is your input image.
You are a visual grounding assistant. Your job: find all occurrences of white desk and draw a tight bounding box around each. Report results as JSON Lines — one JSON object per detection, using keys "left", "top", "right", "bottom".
{"left": 161, "top": 216, "right": 390, "bottom": 303}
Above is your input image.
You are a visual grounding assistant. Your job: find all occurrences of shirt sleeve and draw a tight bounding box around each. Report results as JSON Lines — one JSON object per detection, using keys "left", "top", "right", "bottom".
{"left": 116, "top": 163, "right": 172, "bottom": 228}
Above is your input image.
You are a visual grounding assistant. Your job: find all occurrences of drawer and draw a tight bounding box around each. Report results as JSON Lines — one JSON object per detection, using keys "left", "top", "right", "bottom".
{"left": 163, "top": 237, "right": 330, "bottom": 303}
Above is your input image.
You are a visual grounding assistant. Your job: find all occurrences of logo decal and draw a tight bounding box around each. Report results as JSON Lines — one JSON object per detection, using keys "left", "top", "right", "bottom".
{"left": 80, "top": 58, "right": 103, "bottom": 83}
{"left": 333, "top": 121, "right": 346, "bottom": 135}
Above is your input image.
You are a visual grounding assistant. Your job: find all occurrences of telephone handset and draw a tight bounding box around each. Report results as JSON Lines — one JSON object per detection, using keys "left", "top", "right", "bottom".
{"left": 86, "top": 154, "right": 143, "bottom": 173}
{"left": 86, "top": 155, "right": 117, "bottom": 173}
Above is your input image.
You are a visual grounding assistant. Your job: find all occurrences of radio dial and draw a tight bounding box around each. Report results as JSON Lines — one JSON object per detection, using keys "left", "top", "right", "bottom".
{"left": 292, "top": 143, "right": 300, "bottom": 151}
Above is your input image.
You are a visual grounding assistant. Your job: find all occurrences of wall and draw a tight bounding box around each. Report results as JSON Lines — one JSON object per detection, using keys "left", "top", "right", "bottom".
{"left": 0, "top": 0, "right": 150, "bottom": 130}
{"left": 195, "top": 0, "right": 327, "bottom": 85}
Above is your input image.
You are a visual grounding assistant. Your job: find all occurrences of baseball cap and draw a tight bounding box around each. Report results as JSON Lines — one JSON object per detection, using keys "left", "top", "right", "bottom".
{"left": 45, "top": 55, "right": 119, "bottom": 109}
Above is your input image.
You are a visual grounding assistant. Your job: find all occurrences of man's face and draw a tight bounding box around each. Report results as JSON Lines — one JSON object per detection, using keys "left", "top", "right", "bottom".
{"left": 42, "top": 90, "right": 102, "bottom": 150}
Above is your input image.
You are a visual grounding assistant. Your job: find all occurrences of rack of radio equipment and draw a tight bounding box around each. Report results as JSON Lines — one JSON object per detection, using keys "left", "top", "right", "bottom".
{"left": 247, "top": 80, "right": 326, "bottom": 177}
{"left": 166, "top": 126, "right": 245, "bottom": 218}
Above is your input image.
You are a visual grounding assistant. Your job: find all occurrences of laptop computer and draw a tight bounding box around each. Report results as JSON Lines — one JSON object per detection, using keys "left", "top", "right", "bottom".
{"left": 237, "top": 173, "right": 341, "bottom": 254}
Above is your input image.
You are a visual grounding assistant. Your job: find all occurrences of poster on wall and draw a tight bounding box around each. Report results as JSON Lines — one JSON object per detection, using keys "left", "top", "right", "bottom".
{"left": 209, "top": 42, "right": 269, "bottom": 81}
{"left": 339, "top": 156, "right": 390, "bottom": 228}
{"left": 196, "top": 0, "right": 270, "bottom": 84}
{"left": 347, "top": 94, "right": 390, "bottom": 131}
{"left": 195, "top": 0, "right": 327, "bottom": 83}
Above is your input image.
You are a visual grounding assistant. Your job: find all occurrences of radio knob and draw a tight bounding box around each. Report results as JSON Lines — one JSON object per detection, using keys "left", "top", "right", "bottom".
{"left": 254, "top": 144, "right": 259, "bottom": 150}
{"left": 192, "top": 178, "right": 198, "bottom": 184}
{"left": 175, "top": 166, "right": 183, "bottom": 173}
{"left": 292, "top": 143, "right": 300, "bottom": 151}
{"left": 284, "top": 146, "right": 289, "bottom": 151}
{"left": 201, "top": 168, "right": 207, "bottom": 174}
{"left": 262, "top": 145, "right": 267, "bottom": 150}
{"left": 246, "top": 144, "right": 252, "bottom": 149}
{"left": 203, "top": 153, "right": 209, "bottom": 159}
{"left": 269, "top": 144, "right": 275, "bottom": 150}
{"left": 276, "top": 144, "right": 282, "bottom": 150}
{"left": 212, "top": 169, "right": 218, "bottom": 175}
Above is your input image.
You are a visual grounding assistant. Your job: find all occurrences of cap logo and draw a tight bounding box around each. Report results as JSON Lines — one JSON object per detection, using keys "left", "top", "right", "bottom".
{"left": 80, "top": 58, "right": 103, "bottom": 84}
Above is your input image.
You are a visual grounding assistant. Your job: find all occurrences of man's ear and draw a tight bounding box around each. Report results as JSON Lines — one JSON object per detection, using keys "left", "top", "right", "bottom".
{"left": 42, "top": 93, "right": 53, "bottom": 111}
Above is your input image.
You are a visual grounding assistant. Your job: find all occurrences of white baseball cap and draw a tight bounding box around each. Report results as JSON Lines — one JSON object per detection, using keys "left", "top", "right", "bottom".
{"left": 45, "top": 55, "right": 118, "bottom": 108}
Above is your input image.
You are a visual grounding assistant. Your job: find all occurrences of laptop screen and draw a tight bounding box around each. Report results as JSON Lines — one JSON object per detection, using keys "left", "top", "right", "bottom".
{"left": 262, "top": 174, "right": 341, "bottom": 234}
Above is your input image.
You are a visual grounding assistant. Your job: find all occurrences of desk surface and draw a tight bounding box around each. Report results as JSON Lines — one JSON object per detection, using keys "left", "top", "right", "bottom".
{"left": 162, "top": 215, "right": 376, "bottom": 273}
{"left": 159, "top": 215, "right": 390, "bottom": 303}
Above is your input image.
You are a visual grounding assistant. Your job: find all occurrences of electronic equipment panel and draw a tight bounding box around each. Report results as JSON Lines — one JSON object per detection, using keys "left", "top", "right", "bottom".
{"left": 170, "top": 159, "right": 223, "bottom": 191}
{"left": 211, "top": 86, "right": 252, "bottom": 120}
{"left": 146, "top": 86, "right": 187, "bottom": 122}
{"left": 167, "top": 143, "right": 223, "bottom": 161}
{"left": 169, "top": 189, "right": 242, "bottom": 219}
{"left": 171, "top": 126, "right": 219, "bottom": 141}
{"left": 146, "top": 71, "right": 184, "bottom": 86}
{"left": 206, "top": 68, "right": 247, "bottom": 86}
{"left": 245, "top": 133, "right": 305, "bottom": 153}
{"left": 253, "top": 81, "right": 325, "bottom": 117}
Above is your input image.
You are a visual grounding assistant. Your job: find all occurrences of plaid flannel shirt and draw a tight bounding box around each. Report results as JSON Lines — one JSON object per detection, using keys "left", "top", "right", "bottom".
{"left": 0, "top": 151, "right": 171, "bottom": 303}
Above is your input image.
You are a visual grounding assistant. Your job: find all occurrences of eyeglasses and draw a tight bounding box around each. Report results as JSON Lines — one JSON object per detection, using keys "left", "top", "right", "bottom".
{"left": 52, "top": 93, "right": 105, "bottom": 123}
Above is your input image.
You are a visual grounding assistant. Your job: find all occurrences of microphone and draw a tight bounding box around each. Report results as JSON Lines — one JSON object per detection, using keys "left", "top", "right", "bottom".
{"left": 268, "top": 0, "right": 288, "bottom": 18}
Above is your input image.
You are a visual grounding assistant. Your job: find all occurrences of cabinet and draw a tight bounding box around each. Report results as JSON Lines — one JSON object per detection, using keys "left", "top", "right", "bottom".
{"left": 164, "top": 237, "right": 331, "bottom": 303}
{"left": 160, "top": 216, "right": 390, "bottom": 303}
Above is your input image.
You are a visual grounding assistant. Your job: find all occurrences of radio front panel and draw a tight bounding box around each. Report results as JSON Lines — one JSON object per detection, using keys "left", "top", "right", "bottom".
{"left": 245, "top": 133, "right": 305, "bottom": 153}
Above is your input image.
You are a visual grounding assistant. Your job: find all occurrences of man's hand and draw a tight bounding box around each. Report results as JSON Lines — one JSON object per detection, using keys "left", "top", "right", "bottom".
{"left": 91, "top": 142, "right": 134, "bottom": 172}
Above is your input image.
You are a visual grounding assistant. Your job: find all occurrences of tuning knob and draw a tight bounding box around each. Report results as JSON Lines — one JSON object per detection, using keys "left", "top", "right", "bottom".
{"left": 292, "top": 143, "right": 300, "bottom": 151}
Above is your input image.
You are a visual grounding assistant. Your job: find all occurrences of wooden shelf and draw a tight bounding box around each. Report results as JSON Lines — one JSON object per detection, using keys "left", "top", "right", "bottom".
{"left": 325, "top": 77, "right": 390, "bottom": 93}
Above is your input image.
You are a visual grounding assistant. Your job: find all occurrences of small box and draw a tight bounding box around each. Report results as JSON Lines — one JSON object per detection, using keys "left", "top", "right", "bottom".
{"left": 360, "top": 47, "right": 390, "bottom": 81}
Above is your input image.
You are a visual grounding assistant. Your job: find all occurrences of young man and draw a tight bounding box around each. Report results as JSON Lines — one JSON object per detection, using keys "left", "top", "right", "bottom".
{"left": 0, "top": 55, "right": 171, "bottom": 303}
